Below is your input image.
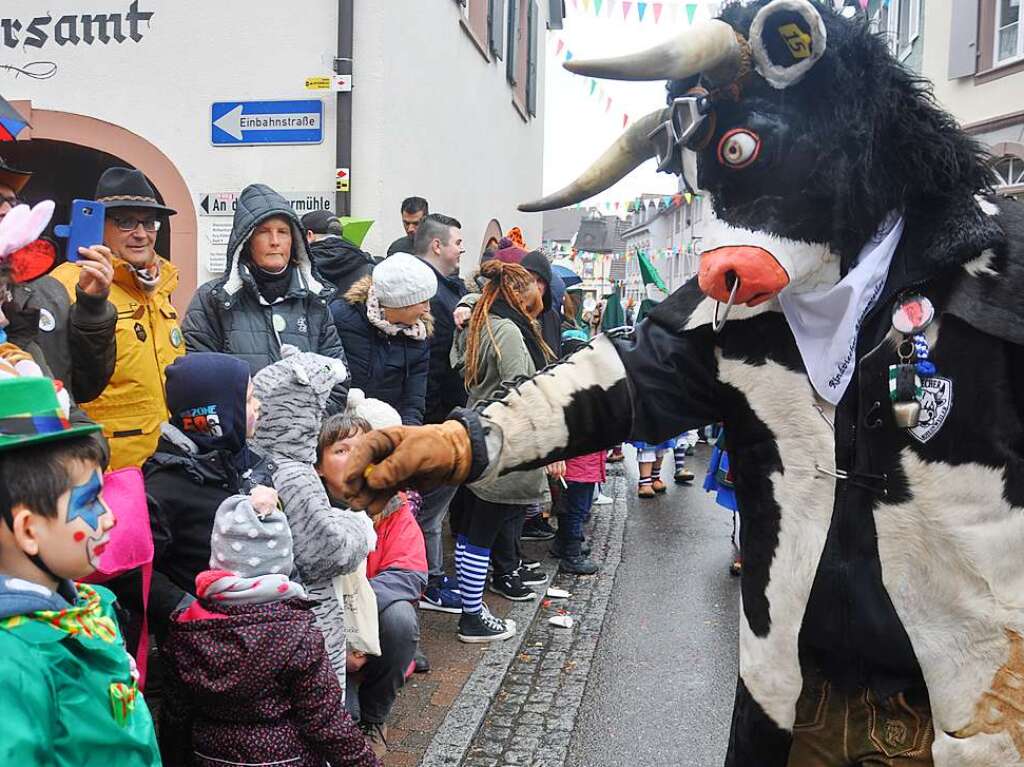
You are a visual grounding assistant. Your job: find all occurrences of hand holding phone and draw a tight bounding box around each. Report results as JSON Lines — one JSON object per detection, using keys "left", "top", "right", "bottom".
{"left": 54, "top": 199, "right": 106, "bottom": 263}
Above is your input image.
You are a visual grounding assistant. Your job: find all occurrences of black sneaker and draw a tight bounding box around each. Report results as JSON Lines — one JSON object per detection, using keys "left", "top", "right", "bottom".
{"left": 517, "top": 566, "right": 548, "bottom": 586}
{"left": 560, "top": 555, "right": 599, "bottom": 575}
{"left": 489, "top": 572, "right": 536, "bottom": 601}
{"left": 458, "top": 606, "right": 516, "bottom": 643}
{"left": 521, "top": 517, "right": 556, "bottom": 541}
{"left": 519, "top": 557, "right": 541, "bottom": 571}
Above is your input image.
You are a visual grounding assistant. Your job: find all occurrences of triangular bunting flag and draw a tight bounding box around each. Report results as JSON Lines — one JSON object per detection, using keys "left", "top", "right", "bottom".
{"left": 607, "top": 0, "right": 618, "bottom": 17}
{"left": 555, "top": 38, "right": 565, "bottom": 56}
{"left": 684, "top": 192, "right": 693, "bottom": 205}
{"left": 686, "top": 3, "right": 697, "bottom": 24}
{"left": 653, "top": 3, "right": 663, "bottom": 23}
{"left": 622, "top": 1, "right": 633, "bottom": 19}
{"left": 606, "top": 97, "right": 612, "bottom": 112}
{"left": 566, "top": 50, "right": 574, "bottom": 61}
{"left": 859, "top": 0, "right": 869, "bottom": 8}
{"left": 594, "top": 0, "right": 603, "bottom": 14}
{"left": 662, "top": 195, "right": 672, "bottom": 206}
{"left": 623, "top": 113, "right": 629, "bottom": 128}
{"left": 614, "top": 201, "right": 620, "bottom": 210}
{"left": 637, "top": 2, "right": 647, "bottom": 21}
{"left": 582, "top": 0, "right": 591, "bottom": 11}
{"left": 589, "top": 79, "right": 597, "bottom": 95}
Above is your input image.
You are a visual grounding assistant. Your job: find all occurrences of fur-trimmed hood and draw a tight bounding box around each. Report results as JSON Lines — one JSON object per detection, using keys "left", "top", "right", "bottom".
{"left": 214, "top": 184, "right": 331, "bottom": 306}
{"left": 343, "top": 276, "right": 435, "bottom": 337}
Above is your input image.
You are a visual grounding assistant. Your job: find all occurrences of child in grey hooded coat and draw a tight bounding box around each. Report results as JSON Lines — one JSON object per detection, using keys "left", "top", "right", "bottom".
{"left": 252, "top": 347, "right": 376, "bottom": 695}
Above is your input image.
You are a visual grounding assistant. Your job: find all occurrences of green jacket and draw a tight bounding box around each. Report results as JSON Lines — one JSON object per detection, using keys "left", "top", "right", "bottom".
{"left": 0, "top": 583, "right": 161, "bottom": 766}
{"left": 452, "top": 312, "right": 546, "bottom": 504}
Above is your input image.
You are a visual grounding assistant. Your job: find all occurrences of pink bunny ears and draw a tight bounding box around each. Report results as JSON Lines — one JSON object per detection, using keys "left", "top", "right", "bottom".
{"left": 0, "top": 200, "right": 55, "bottom": 260}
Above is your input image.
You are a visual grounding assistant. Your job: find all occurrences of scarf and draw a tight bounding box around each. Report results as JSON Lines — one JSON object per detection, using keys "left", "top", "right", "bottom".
{"left": 1, "top": 582, "right": 119, "bottom": 642}
{"left": 128, "top": 261, "right": 161, "bottom": 293}
{"left": 489, "top": 298, "right": 549, "bottom": 372}
{"left": 249, "top": 262, "right": 293, "bottom": 303}
{"left": 365, "top": 284, "right": 428, "bottom": 341}
{"left": 778, "top": 214, "right": 904, "bottom": 405}
{"left": 196, "top": 569, "right": 306, "bottom": 606}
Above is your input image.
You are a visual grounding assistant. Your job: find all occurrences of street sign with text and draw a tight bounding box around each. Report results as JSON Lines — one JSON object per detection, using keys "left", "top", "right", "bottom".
{"left": 211, "top": 99, "right": 323, "bottom": 146}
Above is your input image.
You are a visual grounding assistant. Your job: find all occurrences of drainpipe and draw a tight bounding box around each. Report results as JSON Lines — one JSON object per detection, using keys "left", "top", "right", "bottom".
{"left": 336, "top": 0, "right": 354, "bottom": 216}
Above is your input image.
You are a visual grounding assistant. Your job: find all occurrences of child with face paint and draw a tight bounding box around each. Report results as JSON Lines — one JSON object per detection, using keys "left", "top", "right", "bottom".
{"left": 0, "top": 377, "right": 161, "bottom": 766}
{"left": 141, "top": 352, "right": 277, "bottom": 639}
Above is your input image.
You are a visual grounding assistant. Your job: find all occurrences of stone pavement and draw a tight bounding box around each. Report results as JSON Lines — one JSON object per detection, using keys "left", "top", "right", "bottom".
{"left": 384, "top": 466, "right": 628, "bottom": 767}
{"left": 459, "top": 468, "right": 629, "bottom": 767}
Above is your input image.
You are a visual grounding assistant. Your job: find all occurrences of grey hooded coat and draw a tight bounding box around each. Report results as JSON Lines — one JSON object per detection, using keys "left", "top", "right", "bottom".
{"left": 182, "top": 184, "right": 349, "bottom": 410}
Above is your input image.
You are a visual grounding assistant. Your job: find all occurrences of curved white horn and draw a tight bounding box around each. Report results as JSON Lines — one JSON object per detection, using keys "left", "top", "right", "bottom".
{"left": 563, "top": 20, "right": 743, "bottom": 84}
{"left": 519, "top": 109, "right": 669, "bottom": 213}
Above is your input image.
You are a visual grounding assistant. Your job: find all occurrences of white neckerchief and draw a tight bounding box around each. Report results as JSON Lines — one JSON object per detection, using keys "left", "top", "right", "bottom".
{"left": 778, "top": 214, "right": 903, "bottom": 405}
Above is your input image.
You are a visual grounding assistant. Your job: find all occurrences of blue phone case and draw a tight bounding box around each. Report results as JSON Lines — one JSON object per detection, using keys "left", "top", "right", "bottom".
{"left": 53, "top": 199, "right": 106, "bottom": 263}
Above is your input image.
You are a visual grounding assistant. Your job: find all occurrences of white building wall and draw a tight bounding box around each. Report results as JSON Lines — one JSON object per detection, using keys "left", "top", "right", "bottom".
{"left": 3, "top": 0, "right": 339, "bottom": 287}
{"left": 352, "top": 1, "right": 547, "bottom": 270}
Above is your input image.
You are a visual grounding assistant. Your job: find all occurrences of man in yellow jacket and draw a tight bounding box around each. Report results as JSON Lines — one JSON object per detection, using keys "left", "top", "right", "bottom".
{"left": 52, "top": 167, "right": 184, "bottom": 470}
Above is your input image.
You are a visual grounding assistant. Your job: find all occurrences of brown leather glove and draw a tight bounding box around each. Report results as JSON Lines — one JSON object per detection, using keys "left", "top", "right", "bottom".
{"left": 339, "top": 421, "right": 473, "bottom": 515}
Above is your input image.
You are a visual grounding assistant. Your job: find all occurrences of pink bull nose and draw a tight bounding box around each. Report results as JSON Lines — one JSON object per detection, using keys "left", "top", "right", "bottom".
{"left": 698, "top": 246, "right": 790, "bottom": 307}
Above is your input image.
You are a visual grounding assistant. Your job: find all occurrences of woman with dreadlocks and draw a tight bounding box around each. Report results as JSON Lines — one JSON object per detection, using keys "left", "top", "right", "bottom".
{"left": 450, "top": 257, "right": 555, "bottom": 643}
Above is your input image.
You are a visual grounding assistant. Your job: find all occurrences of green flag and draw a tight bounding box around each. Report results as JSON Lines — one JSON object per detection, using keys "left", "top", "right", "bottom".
{"left": 685, "top": 3, "right": 697, "bottom": 24}
{"left": 601, "top": 290, "right": 626, "bottom": 330}
{"left": 637, "top": 251, "right": 667, "bottom": 293}
{"left": 337, "top": 217, "right": 374, "bottom": 248}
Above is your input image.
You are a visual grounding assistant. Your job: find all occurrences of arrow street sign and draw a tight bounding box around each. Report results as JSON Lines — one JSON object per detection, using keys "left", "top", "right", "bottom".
{"left": 211, "top": 99, "right": 323, "bottom": 146}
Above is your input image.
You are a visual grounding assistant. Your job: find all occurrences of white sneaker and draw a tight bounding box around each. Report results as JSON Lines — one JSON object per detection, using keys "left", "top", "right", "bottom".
{"left": 593, "top": 492, "right": 613, "bottom": 505}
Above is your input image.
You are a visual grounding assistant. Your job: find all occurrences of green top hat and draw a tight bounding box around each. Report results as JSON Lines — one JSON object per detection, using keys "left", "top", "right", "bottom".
{"left": 0, "top": 378, "right": 102, "bottom": 453}
{"left": 338, "top": 217, "right": 374, "bottom": 248}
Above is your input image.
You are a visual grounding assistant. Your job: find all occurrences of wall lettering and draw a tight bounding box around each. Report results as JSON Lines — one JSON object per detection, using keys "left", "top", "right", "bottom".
{"left": 1, "top": 2, "right": 153, "bottom": 49}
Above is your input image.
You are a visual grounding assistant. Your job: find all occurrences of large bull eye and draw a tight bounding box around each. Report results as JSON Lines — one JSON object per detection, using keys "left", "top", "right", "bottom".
{"left": 717, "top": 128, "right": 761, "bottom": 169}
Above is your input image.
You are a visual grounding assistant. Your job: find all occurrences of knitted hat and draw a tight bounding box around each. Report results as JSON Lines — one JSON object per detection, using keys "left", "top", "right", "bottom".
{"left": 210, "top": 495, "right": 294, "bottom": 577}
{"left": 372, "top": 252, "right": 437, "bottom": 308}
{"left": 345, "top": 388, "right": 402, "bottom": 430}
{"left": 165, "top": 353, "right": 251, "bottom": 456}
{"left": 491, "top": 237, "right": 528, "bottom": 265}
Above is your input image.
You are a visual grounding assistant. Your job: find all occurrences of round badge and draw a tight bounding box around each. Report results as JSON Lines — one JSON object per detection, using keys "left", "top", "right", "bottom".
{"left": 38, "top": 308, "right": 56, "bottom": 332}
{"left": 272, "top": 314, "right": 287, "bottom": 333}
{"left": 892, "top": 294, "right": 934, "bottom": 335}
{"left": 170, "top": 327, "right": 183, "bottom": 348}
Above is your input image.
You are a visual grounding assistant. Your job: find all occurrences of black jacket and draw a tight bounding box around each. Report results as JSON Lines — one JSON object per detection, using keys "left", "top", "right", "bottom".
{"left": 309, "top": 235, "right": 373, "bottom": 297}
{"left": 182, "top": 184, "right": 349, "bottom": 411}
{"left": 386, "top": 235, "right": 414, "bottom": 257}
{"left": 330, "top": 277, "right": 431, "bottom": 425}
{"left": 8, "top": 276, "right": 116, "bottom": 404}
{"left": 455, "top": 195, "right": 1024, "bottom": 766}
{"left": 144, "top": 424, "right": 275, "bottom": 634}
{"left": 420, "top": 259, "right": 468, "bottom": 424}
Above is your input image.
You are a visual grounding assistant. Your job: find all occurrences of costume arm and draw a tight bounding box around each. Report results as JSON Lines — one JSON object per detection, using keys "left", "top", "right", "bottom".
{"left": 0, "top": 646, "right": 55, "bottom": 763}
{"left": 275, "top": 462, "right": 375, "bottom": 584}
{"left": 67, "top": 286, "right": 117, "bottom": 403}
{"left": 464, "top": 316, "right": 720, "bottom": 489}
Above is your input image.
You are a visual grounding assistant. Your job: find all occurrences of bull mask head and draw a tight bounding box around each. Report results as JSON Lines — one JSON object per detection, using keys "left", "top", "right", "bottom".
{"left": 521, "top": 0, "right": 835, "bottom": 309}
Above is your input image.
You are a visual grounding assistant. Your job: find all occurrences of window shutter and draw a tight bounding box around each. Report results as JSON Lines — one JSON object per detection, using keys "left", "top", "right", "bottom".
{"left": 948, "top": 0, "right": 979, "bottom": 79}
{"left": 489, "top": 0, "right": 506, "bottom": 59}
{"left": 527, "top": 1, "right": 539, "bottom": 115}
{"left": 507, "top": 0, "right": 520, "bottom": 84}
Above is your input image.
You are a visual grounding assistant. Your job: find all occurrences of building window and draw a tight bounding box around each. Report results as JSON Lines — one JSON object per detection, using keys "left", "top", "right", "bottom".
{"left": 506, "top": 0, "right": 520, "bottom": 85}
{"left": 879, "top": 0, "right": 920, "bottom": 61}
{"left": 489, "top": 0, "right": 506, "bottom": 59}
{"left": 994, "top": 154, "right": 1024, "bottom": 196}
{"left": 996, "top": 0, "right": 1024, "bottom": 64}
{"left": 526, "top": 0, "right": 539, "bottom": 116}
{"left": 458, "top": 0, "right": 493, "bottom": 60}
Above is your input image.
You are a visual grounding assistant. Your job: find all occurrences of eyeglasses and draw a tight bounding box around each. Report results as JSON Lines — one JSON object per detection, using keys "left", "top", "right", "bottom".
{"left": 0, "top": 194, "right": 19, "bottom": 209}
{"left": 112, "top": 215, "right": 161, "bottom": 233}
{"left": 648, "top": 93, "right": 716, "bottom": 173}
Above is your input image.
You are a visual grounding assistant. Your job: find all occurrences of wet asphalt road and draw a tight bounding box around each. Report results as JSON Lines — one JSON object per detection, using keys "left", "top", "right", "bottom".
{"left": 566, "top": 446, "right": 740, "bottom": 767}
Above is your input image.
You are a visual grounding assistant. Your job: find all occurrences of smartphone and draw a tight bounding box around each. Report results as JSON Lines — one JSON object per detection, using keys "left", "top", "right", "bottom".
{"left": 53, "top": 199, "right": 106, "bottom": 263}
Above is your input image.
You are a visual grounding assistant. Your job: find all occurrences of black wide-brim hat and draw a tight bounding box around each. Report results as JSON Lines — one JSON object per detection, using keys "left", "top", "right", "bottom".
{"left": 0, "top": 157, "right": 32, "bottom": 194}
{"left": 95, "top": 167, "right": 176, "bottom": 216}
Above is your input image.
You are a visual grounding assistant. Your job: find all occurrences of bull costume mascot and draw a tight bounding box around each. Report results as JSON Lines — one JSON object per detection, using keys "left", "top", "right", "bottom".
{"left": 340, "top": 1, "right": 1024, "bottom": 764}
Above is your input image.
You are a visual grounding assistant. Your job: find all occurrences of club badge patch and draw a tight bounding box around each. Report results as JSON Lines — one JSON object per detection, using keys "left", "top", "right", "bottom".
{"left": 908, "top": 377, "right": 953, "bottom": 444}
{"left": 38, "top": 308, "right": 56, "bottom": 332}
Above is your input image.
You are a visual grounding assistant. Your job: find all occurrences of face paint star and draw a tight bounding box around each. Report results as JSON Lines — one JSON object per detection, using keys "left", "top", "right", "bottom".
{"left": 66, "top": 470, "right": 107, "bottom": 531}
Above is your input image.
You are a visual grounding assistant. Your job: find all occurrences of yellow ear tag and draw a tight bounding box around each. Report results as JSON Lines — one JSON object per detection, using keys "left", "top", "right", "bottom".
{"left": 779, "top": 23, "right": 812, "bottom": 60}
{"left": 363, "top": 465, "right": 376, "bottom": 479}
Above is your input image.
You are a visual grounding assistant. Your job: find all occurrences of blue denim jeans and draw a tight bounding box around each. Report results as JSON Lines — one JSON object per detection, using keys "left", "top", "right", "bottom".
{"left": 558, "top": 481, "right": 595, "bottom": 557}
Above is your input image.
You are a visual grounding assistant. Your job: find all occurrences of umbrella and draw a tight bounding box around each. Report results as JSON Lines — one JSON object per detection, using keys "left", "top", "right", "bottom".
{"left": 552, "top": 264, "right": 583, "bottom": 289}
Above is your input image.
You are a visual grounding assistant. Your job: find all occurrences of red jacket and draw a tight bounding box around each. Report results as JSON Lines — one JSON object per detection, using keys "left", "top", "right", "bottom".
{"left": 565, "top": 451, "right": 607, "bottom": 484}
{"left": 366, "top": 496, "right": 427, "bottom": 612}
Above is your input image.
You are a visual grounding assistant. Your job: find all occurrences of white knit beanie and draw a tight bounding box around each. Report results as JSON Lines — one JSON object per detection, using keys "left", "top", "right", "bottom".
{"left": 345, "top": 388, "right": 402, "bottom": 429}
{"left": 373, "top": 252, "right": 438, "bottom": 308}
